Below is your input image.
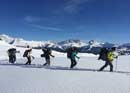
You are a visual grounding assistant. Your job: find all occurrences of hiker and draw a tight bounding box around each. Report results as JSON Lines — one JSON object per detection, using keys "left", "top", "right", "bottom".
{"left": 7, "top": 48, "right": 19, "bottom": 63}
{"left": 23, "top": 48, "right": 34, "bottom": 65}
{"left": 41, "top": 47, "right": 55, "bottom": 66}
{"left": 67, "top": 47, "right": 80, "bottom": 68}
{"left": 98, "top": 47, "right": 118, "bottom": 72}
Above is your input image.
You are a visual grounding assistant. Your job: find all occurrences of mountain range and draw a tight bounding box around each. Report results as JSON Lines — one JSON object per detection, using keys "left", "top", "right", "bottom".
{"left": 0, "top": 34, "right": 130, "bottom": 55}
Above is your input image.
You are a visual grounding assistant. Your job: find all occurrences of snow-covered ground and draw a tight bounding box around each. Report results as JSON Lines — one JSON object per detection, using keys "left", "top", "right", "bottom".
{"left": 0, "top": 41, "right": 130, "bottom": 93}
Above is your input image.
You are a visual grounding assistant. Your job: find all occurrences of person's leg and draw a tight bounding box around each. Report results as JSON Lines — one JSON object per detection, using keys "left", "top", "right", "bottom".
{"left": 43, "top": 58, "right": 50, "bottom": 66}
{"left": 25, "top": 57, "right": 31, "bottom": 65}
{"left": 25, "top": 57, "right": 29, "bottom": 65}
{"left": 47, "top": 59, "right": 50, "bottom": 66}
{"left": 99, "top": 61, "right": 108, "bottom": 71}
{"left": 28, "top": 57, "right": 31, "bottom": 65}
{"left": 70, "top": 58, "right": 74, "bottom": 68}
{"left": 72, "top": 59, "right": 77, "bottom": 68}
{"left": 12, "top": 56, "right": 16, "bottom": 63}
{"left": 70, "top": 59, "right": 77, "bottom": 68}
{"left": 13, "top": 55, "right": 16, "bottom": 63}
{"left": 43, "top": 62, "right": 47, "bottom": 66}
{"left": 108, "top": 61, "right": 113, "bottom": 72}
{"left": 10, "top": 55, "right": 14, "bottom": 63}
{"left": 9, "top": 56, "right": 12, "bottom": 63}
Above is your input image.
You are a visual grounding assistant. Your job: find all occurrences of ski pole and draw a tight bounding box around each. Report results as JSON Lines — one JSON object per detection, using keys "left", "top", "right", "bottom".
{"left": 115, "top": 58, "right": 118, "bottom": 71}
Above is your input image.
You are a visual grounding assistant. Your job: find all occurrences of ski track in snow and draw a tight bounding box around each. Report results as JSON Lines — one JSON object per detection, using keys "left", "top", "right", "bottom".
{"left": 0, "top": 56, "right": 130, "bottom": 93}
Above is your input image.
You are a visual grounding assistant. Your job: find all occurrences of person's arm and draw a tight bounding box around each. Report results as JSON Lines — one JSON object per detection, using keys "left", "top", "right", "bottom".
{"left": 16, "top": 51, "right": 20, "bottom": 53}
{"left": 113, "top": 52, "right": 118, "bottom": 59}
{"left": 73, "top": 53, "right": 80, "bottom": 59}
{"left": 50, "top": 54, "right": 55, "bottom": 58}
{"left": 30, "top": 56, "right": 35, "bottom": 59}
{"left": 30, "top": 53, "right": 35, "bottom": 59}
{"left": 75, "top": 55, "right": 80, "bottom": 59}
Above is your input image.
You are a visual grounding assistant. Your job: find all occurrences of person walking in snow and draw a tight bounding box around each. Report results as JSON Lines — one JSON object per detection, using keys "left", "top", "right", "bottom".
{"left": 7, "top": 48, "right": 20, "bottom": 63}
{"left": 98, "top": 47, "right": 118, "bottom": 72}
{"left": 23, "top": 48, "right": 34, "bottom": 65}
{"left": 67, "top": 47, "right": 80, "bottom": 68}
{"left": 41, "top": 47, "right": 55, "bottom": 66}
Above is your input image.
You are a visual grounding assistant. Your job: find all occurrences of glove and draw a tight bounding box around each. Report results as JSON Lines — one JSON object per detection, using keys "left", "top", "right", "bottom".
{"left": 114, "top": 56, "right": 118, "bottom": 59}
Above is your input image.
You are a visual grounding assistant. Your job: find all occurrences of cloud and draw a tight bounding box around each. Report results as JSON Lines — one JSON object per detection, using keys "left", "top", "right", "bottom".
{"left": 24, "top": 16, "right": 41, "bottom": 23}
{"left": 28, "top": 23, "right": 63, "bottom": 32}
{"left": 63, "top": 0, "right": 89, "bottom": 14}
{"left": 24, "top": 16, "right": 63, "bottom": 32}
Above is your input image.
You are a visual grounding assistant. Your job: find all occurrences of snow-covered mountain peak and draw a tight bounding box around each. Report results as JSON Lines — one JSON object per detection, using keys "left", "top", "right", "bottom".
{"left": 88, "top": 40, "right": 102, "bottom": 47}
{"left": 0, "top": 34, "right": 14, "bottom": 44}
{"left": 58, "top": 39, "right": 87, "bottom": 48}
{"left": 0, "top": 34, "right": 130, "bottom": 55}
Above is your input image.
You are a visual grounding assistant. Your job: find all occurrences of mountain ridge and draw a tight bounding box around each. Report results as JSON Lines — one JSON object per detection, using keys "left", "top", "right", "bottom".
{"left": 0, "top": 34, "right": 130, "bottom": 55}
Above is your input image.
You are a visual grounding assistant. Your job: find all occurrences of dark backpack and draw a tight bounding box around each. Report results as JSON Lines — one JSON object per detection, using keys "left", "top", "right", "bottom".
{"left": 67, "top": 47, "right": 78, "bottom": 58}
{"left": 47, "top": 48, "right": 52, "bottom": 54}
{"left": 67, "top": 51, "right": 72, "bottom": 58}
{"left": 41, "top": 48, "right": 52, "bottom": 57}
{"left": 23, "top": 50, "right": 29, "bottom": 57}
{"left": 98, "top": 48, "right": 108, "bottom": 61}
{"left": 66, "top": 48, "right": 72, "bottom": 58}
{"left": 8, "top": 48, "right": 16, "bottom": 56}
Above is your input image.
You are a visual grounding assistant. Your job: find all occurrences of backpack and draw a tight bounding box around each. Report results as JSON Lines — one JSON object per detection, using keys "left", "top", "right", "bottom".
{"left": 98, "top": 48, "right": 108, "bottom": 61}
{"left": 67, "top": 47, "right": 78, "bottom": 58}
{"left": 47, "top": 48, "right": 52, "bottom": 54}
{"left": 41, "top": 48, "right": 52, "bottom": 57}
{"left": 67, "top": 48, "right": 72, "bottom": 58}
{"left": 23, "top": 50, "right": 29, "bottom": 57}
{"left": 8, "top": 48, "right": 16, "bottom": 56}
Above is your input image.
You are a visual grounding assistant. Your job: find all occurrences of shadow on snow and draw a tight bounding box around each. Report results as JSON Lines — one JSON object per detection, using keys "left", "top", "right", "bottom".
{"left": 0, "top": 63, "right": 130, "bottom": 75}
{"left": 45, "top": 66, "right": 130, "bottom": 75}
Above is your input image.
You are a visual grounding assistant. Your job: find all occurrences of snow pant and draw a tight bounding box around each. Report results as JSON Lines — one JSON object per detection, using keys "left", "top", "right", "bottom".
{"left": 9, "top": 55, "right": 16, "bottom": 63}
{"left": 70, "top": 58, "right": 77, "bottom": 68}
{"left": 43, "top": 59, "right": 50, "bottom": 66}
{"left": 99, "top": 60, "right": 113, "bottom": 72}
{"left": 25, "top": 57, "right": 31, "bottom": 65}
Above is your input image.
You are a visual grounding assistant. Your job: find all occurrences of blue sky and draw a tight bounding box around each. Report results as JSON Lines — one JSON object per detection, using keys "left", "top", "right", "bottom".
{"left": 0, "top": 0, "right": 130, "bottom": 43}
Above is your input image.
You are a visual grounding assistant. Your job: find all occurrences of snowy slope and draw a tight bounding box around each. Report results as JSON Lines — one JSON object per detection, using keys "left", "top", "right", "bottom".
{"left": 0, "top": 39, "right": 130, "bottom": 93}
{"left": 0, "top": 40, "right": 14, "bottom": 59}
{"left": 0, "top": 56, "right": 129, "bottom": 93}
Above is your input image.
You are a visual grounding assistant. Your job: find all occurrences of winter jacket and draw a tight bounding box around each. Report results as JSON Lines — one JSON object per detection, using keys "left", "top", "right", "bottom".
{"left": 107, "top": 51, "right": 117, "bottom": 62}
{"left": 71, "top": 52, "right": 80, "bottom": 60}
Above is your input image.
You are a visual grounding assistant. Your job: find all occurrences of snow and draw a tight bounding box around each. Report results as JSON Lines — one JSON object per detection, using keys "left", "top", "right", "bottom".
{"left": 0, "top": 34, "right": 14, "bottom": 43}
{"left": 0, "top": 40, "right": 14, "bottom": 60}
{"left": 0, "top": 34, "right": 122, "bottom": 52}
{"left": 0, "top": 56, "right": 130, "bottom": 93}
{"left": 0, "top": 40, "right": 96, "bottom": 59}
{"left": 0, "top": 40, "right": 130, "bottom": 93}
